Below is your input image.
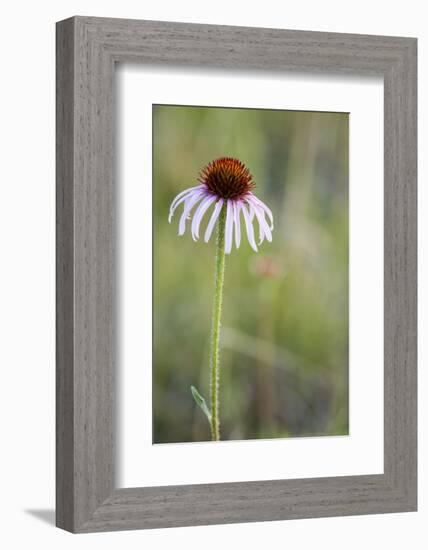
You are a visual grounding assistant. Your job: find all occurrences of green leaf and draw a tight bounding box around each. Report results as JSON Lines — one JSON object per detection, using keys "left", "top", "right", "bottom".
{"left": 190, "top": 385, "right": 212, "bottom": 424}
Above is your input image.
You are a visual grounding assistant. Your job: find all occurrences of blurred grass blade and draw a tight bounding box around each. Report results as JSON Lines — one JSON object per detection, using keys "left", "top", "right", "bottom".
{"left": 191, "top": 385, "right": 212, "bottom": 423}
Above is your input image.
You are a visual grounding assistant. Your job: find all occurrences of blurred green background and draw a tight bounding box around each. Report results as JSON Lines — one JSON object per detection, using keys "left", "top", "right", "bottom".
{"left": 153, "top": 104, "right": 349, "bottom": 444}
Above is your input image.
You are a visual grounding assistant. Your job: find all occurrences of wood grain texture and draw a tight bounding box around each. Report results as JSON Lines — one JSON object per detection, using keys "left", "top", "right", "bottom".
{"left": 56, "top": 16, "right": 417, "bottom": 533}
{"left": 56, "top": 18, "right": 75, "bottom": 532}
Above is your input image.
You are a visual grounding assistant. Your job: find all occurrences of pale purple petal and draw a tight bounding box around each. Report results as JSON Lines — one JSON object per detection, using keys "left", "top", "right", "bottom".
{"left": 233, "top": 201, "right": 241, "bottom": 249}
{"left": 249, "top": 206, "right": 255, "bottom": 222}
{"left": 191, "top": 194, "right": 217, "bottom": 241}
{"left": 247, "top": 200, "right": 272, "bottom": 244}
{"left": 170, "top": 184, "right": 204, "bottom": 212}
{"left": 169, "top": 193, "right": 192, "bottom": 223}
{"left": 204, "top": 199, "right": 224, "bottom": 243}
{"left": 241, "top": 203, "right": 258, "bottom": 252}
{"left": 225, "top": 200, "right": 234, "bottom": 254}
{"left": 169, "top": 185, "right": 205, "bottom": 223}
{"left": 178, "top": 191, "right": 204, "bottom": 236}
{"left": 248, "top": 194, "right": 274, "bottom": 229}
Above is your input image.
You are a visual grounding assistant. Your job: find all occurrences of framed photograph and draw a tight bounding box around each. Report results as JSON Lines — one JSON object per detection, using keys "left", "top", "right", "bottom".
{"left": 56, "top": 16, "right": 417, "bottom": 532}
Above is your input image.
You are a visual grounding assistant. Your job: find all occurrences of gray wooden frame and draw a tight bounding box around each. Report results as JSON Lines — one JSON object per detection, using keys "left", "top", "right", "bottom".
{"left": 56, "top": 16, "right": 417, "bottom": 533}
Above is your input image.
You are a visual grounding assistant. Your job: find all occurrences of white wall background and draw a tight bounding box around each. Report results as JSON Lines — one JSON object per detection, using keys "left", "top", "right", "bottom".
{"left": 0, "top": 1, "right": 425, "bottom": 548}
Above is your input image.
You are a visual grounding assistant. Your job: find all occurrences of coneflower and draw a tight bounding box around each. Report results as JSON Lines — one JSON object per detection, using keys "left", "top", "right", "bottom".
{"left": 169, "top": 157, "right": 274, "bottom": 441}
{"left": 169, "top": 157, "right": 273, "bottom": 253}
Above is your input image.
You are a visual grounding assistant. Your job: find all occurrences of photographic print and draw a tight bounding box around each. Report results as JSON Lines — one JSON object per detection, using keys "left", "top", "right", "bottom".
{"left": 153, "top": 104, "right": 349, "bottom": 444}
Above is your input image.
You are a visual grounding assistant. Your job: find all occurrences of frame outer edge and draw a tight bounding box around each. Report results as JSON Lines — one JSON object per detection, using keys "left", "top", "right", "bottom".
{"left": 56, "top": 16, "right": 76, "bottom": 532}
{"left": 73, "top": 15, "right": 116, "bottom": 531}
{"left": 383, "top": 38, "right": 417, "bottom": 510}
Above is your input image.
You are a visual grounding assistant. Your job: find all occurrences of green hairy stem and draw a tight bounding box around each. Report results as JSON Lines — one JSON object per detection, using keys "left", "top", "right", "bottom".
{"left": 209, "top": 205, "right": 227, "bottom": 441}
